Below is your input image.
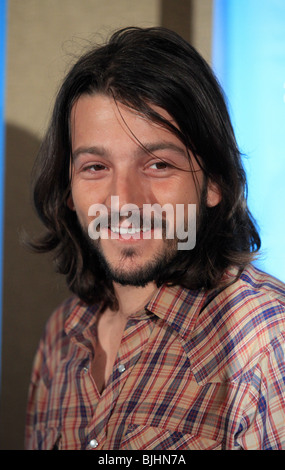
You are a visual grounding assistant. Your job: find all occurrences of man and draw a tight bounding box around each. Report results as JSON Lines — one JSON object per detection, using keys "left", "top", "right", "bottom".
{"left": 25, "top": 27, "right": 285, "bottom": 450}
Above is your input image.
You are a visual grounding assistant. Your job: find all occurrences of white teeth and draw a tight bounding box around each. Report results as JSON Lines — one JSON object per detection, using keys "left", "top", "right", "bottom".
{"left": 110, "top": 226, "right": 142, "bottom": 235}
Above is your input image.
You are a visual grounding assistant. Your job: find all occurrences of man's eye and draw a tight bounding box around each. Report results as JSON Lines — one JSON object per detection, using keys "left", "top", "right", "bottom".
{"left": 149, "top": 161, "right": 169, "bottom": 170}
{"left": 84, "top": 164, "right": 106, "bottom": 172}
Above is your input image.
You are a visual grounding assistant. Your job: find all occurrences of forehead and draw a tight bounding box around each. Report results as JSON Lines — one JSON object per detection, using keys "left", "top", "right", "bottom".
{"left": 70, "top": 93, "right": 180, "bottom": 144}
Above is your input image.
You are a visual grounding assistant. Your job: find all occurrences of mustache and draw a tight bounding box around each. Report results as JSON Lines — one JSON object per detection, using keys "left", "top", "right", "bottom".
{"left": 98, "top": 211, "right": 168, "bottom": 231}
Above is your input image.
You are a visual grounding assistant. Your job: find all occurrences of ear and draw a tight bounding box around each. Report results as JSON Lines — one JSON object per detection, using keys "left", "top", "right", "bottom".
{"left": 67, "top": 193, "right": 75, "bottom": 211}
{"left": 206, "top": 180, "right": 221, "bottom": 208}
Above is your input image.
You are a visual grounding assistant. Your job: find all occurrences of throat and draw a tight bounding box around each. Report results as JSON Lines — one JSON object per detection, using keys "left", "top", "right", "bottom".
{"left": 113, "top": 281, "right": 158, "bottom": 317}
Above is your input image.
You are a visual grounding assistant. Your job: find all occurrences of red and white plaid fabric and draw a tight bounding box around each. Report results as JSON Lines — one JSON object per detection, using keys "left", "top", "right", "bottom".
{"left": 25, "top": 264, "right": 285, "bottom": 450}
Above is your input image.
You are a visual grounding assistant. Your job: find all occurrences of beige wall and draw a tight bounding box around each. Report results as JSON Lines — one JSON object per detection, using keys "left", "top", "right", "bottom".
{"left": 0, "top": 0, "right": 212, "bottom": 449}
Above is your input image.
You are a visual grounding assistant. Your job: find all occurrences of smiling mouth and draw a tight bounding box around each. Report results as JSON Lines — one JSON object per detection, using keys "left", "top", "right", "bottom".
{"left": 109, "top": 226, "right": 149, "bottom": 235}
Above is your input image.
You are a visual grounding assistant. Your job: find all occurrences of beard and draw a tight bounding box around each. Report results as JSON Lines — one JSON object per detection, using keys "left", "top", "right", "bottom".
{"left": 79, "top": 196, "right": 200, "bottom": 288}
{"left": 81, "top": 227, "right": 179, "bottom": 288}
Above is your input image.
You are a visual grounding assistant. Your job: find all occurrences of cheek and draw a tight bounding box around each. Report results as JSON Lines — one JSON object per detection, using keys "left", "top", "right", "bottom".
{"left": 161, "top": 178, "right": 200, "bottom": 206}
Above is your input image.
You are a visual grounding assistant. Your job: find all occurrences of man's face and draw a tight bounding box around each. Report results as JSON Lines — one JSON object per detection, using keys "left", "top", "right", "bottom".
{"left": 69, "top": 94, "right": 218, "bottom": 286}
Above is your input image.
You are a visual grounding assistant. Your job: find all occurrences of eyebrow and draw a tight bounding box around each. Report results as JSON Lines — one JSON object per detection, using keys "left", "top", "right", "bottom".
{"left": 139, "top": 142, "right": 188, "bottom": 158}
{"left": 72, "top": 141, "right": 188, "bottom": 161}
{"left": 72, "top": 145, "right": 106, "bottom": 161}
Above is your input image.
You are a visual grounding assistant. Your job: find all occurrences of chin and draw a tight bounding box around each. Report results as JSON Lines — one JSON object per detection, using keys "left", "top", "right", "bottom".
{"left": 99, "top": 247, "right": 177, "bottom": 287}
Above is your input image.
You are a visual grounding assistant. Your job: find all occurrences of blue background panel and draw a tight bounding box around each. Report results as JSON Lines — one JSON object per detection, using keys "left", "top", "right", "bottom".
{"left": 213, "top": 0, "right": 285, "bottom": 282}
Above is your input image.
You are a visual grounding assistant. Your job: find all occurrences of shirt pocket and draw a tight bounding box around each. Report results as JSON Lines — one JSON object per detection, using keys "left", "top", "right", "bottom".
{"left": 120, "top": 423, "right": 223, "bottom": 450}
{"left": 27, "top": 427, "right": 62, "bottom": 450}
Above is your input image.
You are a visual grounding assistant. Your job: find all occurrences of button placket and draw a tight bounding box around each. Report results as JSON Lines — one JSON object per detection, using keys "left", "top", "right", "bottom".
{"left": 86, "top": 317, "right": 152, "bottom": 450}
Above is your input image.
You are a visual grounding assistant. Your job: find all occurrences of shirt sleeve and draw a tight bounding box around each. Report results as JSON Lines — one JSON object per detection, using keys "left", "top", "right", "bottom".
{"left": 236, "top": 331, "right": 285, "bottom": 450}
{"left": 25, "top": 336, "right": 46, "bottom": 449}
{"left": 24, "top": 302, "right": 66, "bottom": 449}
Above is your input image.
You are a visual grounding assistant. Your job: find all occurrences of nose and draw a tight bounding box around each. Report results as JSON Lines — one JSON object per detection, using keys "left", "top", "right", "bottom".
{"left": 105, "top": 167, "right": 146, "bottom": 210}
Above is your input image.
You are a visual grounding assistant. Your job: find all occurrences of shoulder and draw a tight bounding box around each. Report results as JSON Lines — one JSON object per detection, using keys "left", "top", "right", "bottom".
{"left": 43, "top": 296, "right": 81, "bottom": 341}
{"left": 190, "top": 264, "right": 285, "bottom": 383}
{"left": 40, "top": 294, "right": 102, "bottom": 352}
{"left": 39, "top": 295, "right": 90, "bottom": 360}
{"left": 237, "top": 264, "right": 285, "bottom": 304}
{"left": 204, "top": 264, "right": 285, "bottom": 324}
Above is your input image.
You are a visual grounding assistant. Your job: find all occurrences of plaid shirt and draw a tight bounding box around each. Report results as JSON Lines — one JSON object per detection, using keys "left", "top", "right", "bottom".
{"left": 25, "top": 264, "right": 285, "bottom": 450}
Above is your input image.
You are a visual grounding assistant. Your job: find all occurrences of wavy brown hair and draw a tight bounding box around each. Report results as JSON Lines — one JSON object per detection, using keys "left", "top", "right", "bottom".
{"left": 29, "top": 27, "right": 260, "bottom": 308}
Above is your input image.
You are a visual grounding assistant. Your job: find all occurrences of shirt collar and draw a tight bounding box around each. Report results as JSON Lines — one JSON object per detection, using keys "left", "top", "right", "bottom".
{"left": 146, "top": 283, "right": 208, "bottom": 340}
{"left": 63, "top": 283, "right": 209, "bottom": 345}
{"left": 64, "top": 298, "right": 102, "bottom": 353}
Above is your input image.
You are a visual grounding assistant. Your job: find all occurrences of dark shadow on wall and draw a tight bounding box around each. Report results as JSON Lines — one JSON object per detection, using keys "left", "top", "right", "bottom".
{"left": 0, "top": 124, "right": 70, "bottom": 450}
{"left": 0, "top": 3, "right": 194, "bottom": 449}
{"left": 160, "top": 0, "right": 193, "bottom": 42}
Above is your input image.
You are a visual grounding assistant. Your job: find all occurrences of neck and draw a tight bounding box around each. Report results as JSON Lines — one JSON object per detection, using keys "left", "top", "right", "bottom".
{"left": 112, "top": 281, "right": 158, "bottom": 318}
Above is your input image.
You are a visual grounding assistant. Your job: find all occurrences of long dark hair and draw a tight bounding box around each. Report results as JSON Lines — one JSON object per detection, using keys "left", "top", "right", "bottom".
{"left": 29, "top": 26, "right": 260, "bottom": 308}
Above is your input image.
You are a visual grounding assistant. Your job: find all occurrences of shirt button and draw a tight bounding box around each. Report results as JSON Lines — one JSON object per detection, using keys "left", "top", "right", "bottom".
{"left": 118, "top": 364, "right": 126, "bottom": 373}
{"left": 89, "top": 438, "right": 98, "bottom": 448}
